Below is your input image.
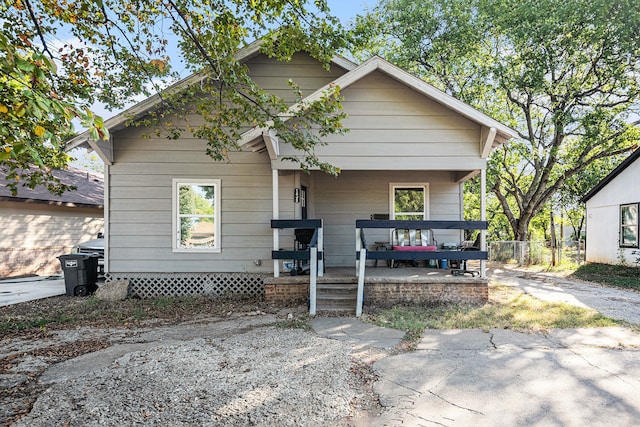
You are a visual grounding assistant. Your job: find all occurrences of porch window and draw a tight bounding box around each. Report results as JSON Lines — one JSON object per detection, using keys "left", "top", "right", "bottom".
{"left": 391, "top": 184, "right": 429, "bottom": 220}
{"left": 172, "top": 179, "right": 221, "bottom": 252}
{"left": 620, "top": 203, "right": 638, "bottom": 248}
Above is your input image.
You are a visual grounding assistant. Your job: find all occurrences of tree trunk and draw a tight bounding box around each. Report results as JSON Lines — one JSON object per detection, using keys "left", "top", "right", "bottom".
{"left": 513, "top": 217, "right": 530, "bottom": 241}
{"left": 550, "top": 211, "right": 556, "bottom": 267}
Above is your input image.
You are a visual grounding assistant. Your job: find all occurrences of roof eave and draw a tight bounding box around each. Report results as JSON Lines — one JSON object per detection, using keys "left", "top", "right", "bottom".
{"left": 581, "top": 147, "right": 640, "bottom": 203}
{"left": 66, "top": 40, "right": 357, "bottom": 151}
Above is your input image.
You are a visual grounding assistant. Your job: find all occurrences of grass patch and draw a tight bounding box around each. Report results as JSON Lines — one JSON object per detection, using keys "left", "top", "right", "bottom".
{"left": 0, "top": 295, "right": 269, "bottom": 334}
{"left": 365, "top": 284, "right": 620, "bottom": 343}
{"left": 572, "top": 263, "right": 640, "bottom": 290}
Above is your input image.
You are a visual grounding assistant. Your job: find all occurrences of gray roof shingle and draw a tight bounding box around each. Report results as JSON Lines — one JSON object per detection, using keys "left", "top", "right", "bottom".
{"left": 0, "top": 167, "right": 104, "bottom": 208}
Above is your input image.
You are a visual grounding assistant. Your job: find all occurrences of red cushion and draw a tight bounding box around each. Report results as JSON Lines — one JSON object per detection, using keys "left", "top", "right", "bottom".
{"left": 392, "top": 245, "right": 437, "bottom": 251}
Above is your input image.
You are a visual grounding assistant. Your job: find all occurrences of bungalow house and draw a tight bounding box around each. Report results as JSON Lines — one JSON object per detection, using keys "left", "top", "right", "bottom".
{"left": 0, "top": 167, "right": 104, "bottom": 277}
{"left": 66, "top": 40, "right": 516, "bottom": 311}
{"left": 581, "top": 148, "right": 640, "bottom": 266}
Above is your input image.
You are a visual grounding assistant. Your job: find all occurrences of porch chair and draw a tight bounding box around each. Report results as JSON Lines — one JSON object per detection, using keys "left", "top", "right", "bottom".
{"left": 290, "top": 228, "right": 315, "bottom": 276}
{"left": 450, "top": 235, "right": 481, "bottom": 277}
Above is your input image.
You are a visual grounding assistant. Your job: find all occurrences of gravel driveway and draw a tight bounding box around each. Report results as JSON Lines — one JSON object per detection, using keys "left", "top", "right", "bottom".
{"left": 3, "top": 314, "right": 381, "bottom": 426}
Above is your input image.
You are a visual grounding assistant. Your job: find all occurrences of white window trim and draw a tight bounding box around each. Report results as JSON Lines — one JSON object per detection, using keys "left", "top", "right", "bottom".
{"left": 172, "top": 178, "right": 221, "bottom": 253}
{"left": 620, "top": 202, "right": 639, "bottom": 249}
{"left": 389, "top": 183, "right": 430, "bottom": 220}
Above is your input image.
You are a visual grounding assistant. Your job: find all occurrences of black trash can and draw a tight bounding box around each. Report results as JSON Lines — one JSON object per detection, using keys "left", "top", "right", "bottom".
{"left": 58, "top": 254, "right": 100, "bottom": 296}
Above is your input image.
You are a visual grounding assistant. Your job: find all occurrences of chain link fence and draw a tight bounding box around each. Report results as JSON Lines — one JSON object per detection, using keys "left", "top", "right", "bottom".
{"left": 489, "top": 240, "right": 585, "bottom": 265}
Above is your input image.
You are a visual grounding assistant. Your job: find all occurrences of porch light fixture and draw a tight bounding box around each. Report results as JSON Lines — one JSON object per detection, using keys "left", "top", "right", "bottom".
{"left": 294, "top": 188, "right": 300, "bottom": 203}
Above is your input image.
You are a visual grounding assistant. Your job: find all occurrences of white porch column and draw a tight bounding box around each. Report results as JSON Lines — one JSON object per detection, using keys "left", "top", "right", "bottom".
{"left": 317, "top": 225, "right": 324, "bottom": 277}
{"left": 272, "top": 170, "right": 280, "bottom": 277}
{"left": 309, "top": 246, "right": 318, "bottom": 316}
{"left": 480, "top": 168, "right": 487, "bottom": 278}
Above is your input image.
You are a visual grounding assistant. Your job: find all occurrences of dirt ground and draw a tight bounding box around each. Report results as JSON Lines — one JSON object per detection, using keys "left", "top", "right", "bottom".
{"left": 1, "top": 297, "right": 384, "bottom": 426}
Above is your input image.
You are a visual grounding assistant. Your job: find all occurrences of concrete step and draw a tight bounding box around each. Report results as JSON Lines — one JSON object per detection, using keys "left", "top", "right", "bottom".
{"left": 315, "top": 282, "right": 358, "bottom": 312}
{"left": 317, "top": 307, "right": 356, "bottom": 314}
{"left": 317, "top": 284, "right": 357, "bottom": 296}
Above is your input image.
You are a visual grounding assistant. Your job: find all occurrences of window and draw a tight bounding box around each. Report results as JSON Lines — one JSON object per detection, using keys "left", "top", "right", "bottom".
{"left": 620, "top": 203, "right": 638, "bottom": 248}
{"left": 390, "top": 184, "right": 429, "bottom": 220}
{"left": 172, "top": 179, "right": 221, "bottom": 252}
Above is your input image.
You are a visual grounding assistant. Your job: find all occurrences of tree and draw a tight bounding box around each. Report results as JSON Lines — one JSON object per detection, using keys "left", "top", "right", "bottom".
{"left": 1, "top": 0, "right": 350, "bottom": 195}
{"left": 556, "top": 154, "right": 628, "bottom": 242}
{"left": 354, "top": 0, "right": 640, "bottom": 240}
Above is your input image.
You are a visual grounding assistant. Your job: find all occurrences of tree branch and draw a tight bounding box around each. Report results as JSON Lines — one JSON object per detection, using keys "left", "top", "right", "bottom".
{"left": 23, "top": 0, "right": 55, "bottom": 60}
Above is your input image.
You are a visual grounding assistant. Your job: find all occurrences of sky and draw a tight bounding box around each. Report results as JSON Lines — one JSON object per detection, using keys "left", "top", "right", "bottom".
{"left": 326, "top": 1, "right": 372, "bottom": 23}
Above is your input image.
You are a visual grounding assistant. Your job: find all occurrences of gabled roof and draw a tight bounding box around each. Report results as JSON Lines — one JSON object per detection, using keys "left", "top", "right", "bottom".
{"left": 0, "top": 167, "right": 104, "bottom": 208}
{"left": 239, "top": 56, "right": 518, "bottom": 155}
{"left": 581, "top": 148, "right": 640, "bottom": 203}
{"left": 65, "top": 39, "right": 357, "bottom": 154}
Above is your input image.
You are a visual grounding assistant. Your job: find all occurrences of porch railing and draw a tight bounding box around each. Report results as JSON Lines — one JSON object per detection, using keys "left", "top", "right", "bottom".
{"left": 270, "top": 219, "right": 323, "bottom": 315}
{"left": 355, "top": 219, "right": 488, "bottom": 317}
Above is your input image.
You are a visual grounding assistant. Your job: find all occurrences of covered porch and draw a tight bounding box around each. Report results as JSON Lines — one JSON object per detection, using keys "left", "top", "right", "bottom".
{"left": 268, "top": 218, "right": 489, "bottom": 316}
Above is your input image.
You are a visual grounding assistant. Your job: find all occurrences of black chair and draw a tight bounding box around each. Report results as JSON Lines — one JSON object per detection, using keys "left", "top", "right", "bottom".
{"left": 451, "top": 235, "right": 481, "bottom": 277}
{"left": 291, "top": 228, "right": 315, "bottom": 276}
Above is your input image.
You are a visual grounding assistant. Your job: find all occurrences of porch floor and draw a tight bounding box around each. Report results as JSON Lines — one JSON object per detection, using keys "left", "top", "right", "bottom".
{"left": 266, "top": 264, "right": 487, "bottom": 285}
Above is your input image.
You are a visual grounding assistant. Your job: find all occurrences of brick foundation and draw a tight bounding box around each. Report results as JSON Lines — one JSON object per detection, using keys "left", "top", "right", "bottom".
{"left": 263, "top": 275, "right": 487, "bottom": 306}
{"left": 364, "top": 281, "right": 488, "bottom": 306}
{"left": 264, "top": 282, "right": 309, "bottom": 304}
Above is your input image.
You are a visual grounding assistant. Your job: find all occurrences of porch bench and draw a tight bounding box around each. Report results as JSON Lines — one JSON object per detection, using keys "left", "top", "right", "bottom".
{"left": 354, "top": 219, "right": 489, "bottom": 317}
{"left": 390, "top": 243, "right": 438, "bottom": 268}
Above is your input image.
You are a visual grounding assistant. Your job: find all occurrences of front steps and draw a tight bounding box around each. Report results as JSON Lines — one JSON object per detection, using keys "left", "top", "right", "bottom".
{"left": 316, "top": 282, "right": 358, "bottom": 313}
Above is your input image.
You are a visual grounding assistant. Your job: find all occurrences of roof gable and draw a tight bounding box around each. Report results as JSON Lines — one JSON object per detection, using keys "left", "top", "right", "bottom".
{"left": 65, "top": 39, "right": 357, "bottom": 159}
{"left": 581, "top": 148, "right": 640, "bottom": 202}
{"left": 239, "top": 56, "right": 517, "bottom": 151}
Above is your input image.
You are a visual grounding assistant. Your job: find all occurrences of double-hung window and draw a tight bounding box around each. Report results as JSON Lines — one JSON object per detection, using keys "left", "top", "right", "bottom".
{"left": 390, "top": 184, "right": 429, "bottom": 220}
{"left": 620, "top": 203, "right": 639, "bottom": 248}
{"left": 172, "top": 179, "right": 221, "bottom": 252}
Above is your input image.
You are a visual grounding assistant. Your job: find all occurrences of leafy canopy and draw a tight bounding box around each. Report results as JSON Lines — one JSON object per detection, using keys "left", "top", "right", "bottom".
{"left": 1, "top": 0, "right": 350, "bottom": 195}
{"left": 355, "top": 0, "right": 640, "bottom": 240}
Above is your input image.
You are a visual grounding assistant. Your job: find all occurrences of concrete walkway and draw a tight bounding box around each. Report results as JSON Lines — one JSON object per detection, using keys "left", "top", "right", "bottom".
{"left": 312, "top": 267, "right": 640, "bottom": 426}
{"left": 373, "top": 327, "right": 640, "bottom": 426}
{"left": 0, "top": 276, "right": 65, "bottom": 307}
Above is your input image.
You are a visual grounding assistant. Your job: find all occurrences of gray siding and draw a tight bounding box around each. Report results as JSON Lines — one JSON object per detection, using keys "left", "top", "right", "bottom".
{"left": 312, "top": 170, "right": 462, "bottom": 267}
{"left": 109, "top": 137, "right": 296, "bottom": 273}
{"left": 107, "top": 53, "right": 486, "bottom": 272}
{"left": 107, "top": 53, "right": 345, "bottom": 273}
{"left": 248, "top": 52, "right": 348, "bottom": 101}
{"left": 277, "top": 71, "right": 484, "bottom": 171}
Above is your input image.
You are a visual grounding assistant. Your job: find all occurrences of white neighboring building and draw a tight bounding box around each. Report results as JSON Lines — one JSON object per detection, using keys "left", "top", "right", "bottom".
{"left": 582, "top": 149, "right": 640, "bottom": 266}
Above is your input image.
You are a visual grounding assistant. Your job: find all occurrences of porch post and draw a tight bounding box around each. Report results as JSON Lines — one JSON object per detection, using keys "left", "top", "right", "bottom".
{"left": 480, "top": 168, "right": 487, "bottom": 278}
{"left": 318, "top": 224, "right": 324, "bottom": 277}
{"left": 356, "top": 244, "right": 366, "bottom": 317}
{"left": 309, "top": 246, "right": 318, "bottom": 316}
{"left": 355, "top": 227, "right": 362, "bottom": 276}
{"left": 272, "top": 170, "right": 280, "bottom": 277}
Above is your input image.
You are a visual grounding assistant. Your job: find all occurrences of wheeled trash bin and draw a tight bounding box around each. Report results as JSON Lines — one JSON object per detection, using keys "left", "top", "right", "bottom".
{"left": 58, "top": 254, "right": 100, "bottom": 296}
